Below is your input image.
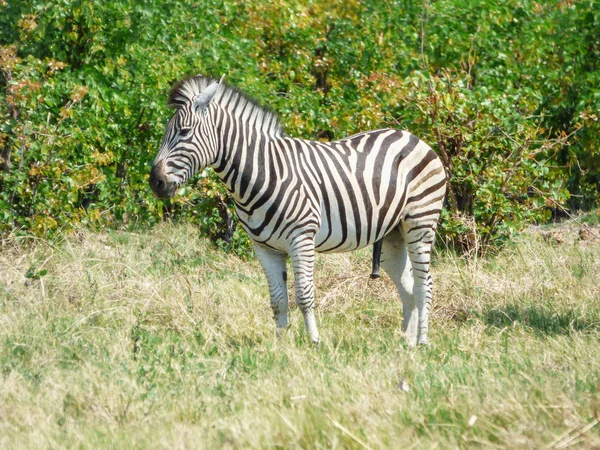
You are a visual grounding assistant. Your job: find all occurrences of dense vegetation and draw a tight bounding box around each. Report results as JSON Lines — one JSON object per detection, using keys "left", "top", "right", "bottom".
{"left": 1, "top": 0, "right": 599, "bottom": 252}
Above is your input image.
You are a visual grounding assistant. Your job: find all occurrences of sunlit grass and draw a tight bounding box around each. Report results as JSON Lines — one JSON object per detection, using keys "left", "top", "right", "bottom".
{"left": 1, "top": 223, "right": 599, "bottom": 449}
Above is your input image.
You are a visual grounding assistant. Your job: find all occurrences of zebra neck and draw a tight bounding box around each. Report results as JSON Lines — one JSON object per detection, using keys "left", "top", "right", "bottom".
{"left": 212, "top": 120, "right": 281, "bottom": 203}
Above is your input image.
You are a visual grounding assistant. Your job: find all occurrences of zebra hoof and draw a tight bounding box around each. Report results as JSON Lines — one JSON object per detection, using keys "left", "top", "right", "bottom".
{"left": 404, "top": 336, "right": 418, "bottom": 348}
{"left": 276, "top": 327, "right": 287, "bottom": 340}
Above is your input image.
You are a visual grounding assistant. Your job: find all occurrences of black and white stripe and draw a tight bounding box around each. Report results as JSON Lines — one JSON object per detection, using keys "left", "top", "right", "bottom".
{"left": 150, "top": 75, "right": 447, "bottom": 346}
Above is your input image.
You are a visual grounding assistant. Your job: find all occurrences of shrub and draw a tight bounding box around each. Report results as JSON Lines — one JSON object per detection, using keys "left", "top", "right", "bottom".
{"left": 1, "top": 0, "right": 598, "bottom": 254}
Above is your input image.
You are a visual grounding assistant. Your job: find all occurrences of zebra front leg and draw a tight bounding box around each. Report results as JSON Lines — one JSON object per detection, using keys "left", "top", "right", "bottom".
{"left": 380, "top": 230, "right": 418, "bottom": 347}
{"left": 254, "top": 244, "right": 289, "bottom": 335}
{"left": 289, "top": 239, "right": 319, "bottom": 345}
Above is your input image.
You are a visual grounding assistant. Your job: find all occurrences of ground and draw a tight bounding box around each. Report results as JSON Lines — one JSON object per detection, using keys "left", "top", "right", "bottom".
{"left": 0, "top": 222, "right": 599, "bottom": 449}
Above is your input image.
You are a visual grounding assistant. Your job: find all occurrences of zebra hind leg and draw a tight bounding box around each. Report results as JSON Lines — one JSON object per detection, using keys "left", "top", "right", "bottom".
{"left": 289, "top": 238, "right": 319, "bottom": 345}
{"left": 380, "top": 230, "right": 418, "bottom": 347}
{"left": 402, "top": 221, "right": 436, "bottom": 346}
{"left": 254, "top": 244, "right": 289, "bottom": 336}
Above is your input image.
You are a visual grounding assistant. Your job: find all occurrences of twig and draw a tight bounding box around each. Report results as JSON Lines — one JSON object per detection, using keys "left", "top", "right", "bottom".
{"left": 549, "top": 418, "right": 599, "bottom": 449}
{"left": 274, "top": 408, "right": 300, "bottom": 436}
{"left": 329, "top": 416, "right": 374, "bottom": 450}
{"left": 420, "top": 0, "right": 434, "bottom": 93}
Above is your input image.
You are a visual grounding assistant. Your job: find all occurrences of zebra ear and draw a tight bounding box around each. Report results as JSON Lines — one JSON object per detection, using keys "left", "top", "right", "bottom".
{"left": 192, "top": 80, "right": 220, "bottom": 115}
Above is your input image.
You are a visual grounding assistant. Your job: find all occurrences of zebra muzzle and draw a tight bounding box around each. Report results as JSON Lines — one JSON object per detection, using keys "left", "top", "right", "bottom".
{"left": 149, "top": 162, "right": 177, "bottom": 199}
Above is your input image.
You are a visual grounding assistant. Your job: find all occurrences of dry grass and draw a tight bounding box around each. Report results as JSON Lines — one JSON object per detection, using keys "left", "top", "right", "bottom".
{"left": 0, "top": 222, "right": 599, "bottom": 449}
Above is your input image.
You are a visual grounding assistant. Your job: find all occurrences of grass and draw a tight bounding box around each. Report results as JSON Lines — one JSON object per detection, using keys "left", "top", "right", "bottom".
{"left": 0, "top": 222, "right": 599, "bottom": 449}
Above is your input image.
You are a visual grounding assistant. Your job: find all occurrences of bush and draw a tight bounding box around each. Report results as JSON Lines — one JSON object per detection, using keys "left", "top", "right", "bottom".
{"left": 1, "top": 0, "right": 599, "bottom": 254}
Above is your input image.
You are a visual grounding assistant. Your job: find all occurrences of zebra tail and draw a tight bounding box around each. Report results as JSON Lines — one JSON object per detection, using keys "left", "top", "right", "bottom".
{"left": 370, "top": 238, "right": 384, "bottom": 279}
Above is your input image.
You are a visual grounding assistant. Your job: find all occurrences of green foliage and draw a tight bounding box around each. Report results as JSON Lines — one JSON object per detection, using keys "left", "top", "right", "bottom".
{"left": 1, "top": 0, "right": 599, "bottom": 253}
{"left": 394, "top": 70, "right": 570, "bottom": 249}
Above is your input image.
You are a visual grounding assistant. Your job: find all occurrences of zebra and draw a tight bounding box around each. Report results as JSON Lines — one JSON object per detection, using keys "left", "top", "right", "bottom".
{"left": 149, "top": 75, "right": 447, "bottom": 346}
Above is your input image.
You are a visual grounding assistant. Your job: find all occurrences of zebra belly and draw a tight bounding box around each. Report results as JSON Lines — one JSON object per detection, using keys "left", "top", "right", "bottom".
{"left": 237, "top": 200, "right": 391, "bottom": 254}
{"left": 314, "top": 203, "right": 399, "bottom": 254}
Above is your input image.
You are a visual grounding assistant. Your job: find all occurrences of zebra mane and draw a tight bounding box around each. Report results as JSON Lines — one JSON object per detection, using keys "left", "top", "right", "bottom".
{"left": 168, "top": 75, "right": 284, "bottom": 138}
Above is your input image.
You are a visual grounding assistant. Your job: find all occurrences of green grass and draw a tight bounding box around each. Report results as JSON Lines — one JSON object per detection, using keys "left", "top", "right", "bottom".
{"left": 1, "top": 223, "right": 599, "bottom": 449}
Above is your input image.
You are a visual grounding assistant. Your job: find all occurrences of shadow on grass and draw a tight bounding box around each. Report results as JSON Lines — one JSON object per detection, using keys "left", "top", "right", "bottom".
{"left": 484, "top": 304, "right": 599, "bottom": 336}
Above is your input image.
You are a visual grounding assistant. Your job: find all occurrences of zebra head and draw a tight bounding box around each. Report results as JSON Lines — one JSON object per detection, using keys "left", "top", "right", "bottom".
{"left": 149, "top": 76, "right": 223, "bottom": 199}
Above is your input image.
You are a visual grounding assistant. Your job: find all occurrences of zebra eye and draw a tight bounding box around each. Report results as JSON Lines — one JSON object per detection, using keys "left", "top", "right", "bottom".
{"left": 179, "top": 127, "right": 192, "bottom": 136}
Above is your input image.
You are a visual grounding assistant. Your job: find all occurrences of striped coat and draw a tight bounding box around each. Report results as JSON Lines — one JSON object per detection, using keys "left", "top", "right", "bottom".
{"left": 150, "top": 75, "right": 447, "bottom": 346}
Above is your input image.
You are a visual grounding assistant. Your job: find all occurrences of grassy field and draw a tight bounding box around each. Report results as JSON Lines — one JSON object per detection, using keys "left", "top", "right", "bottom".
{"left": 0, "top": 222, "right": 599, "bottom": 449}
